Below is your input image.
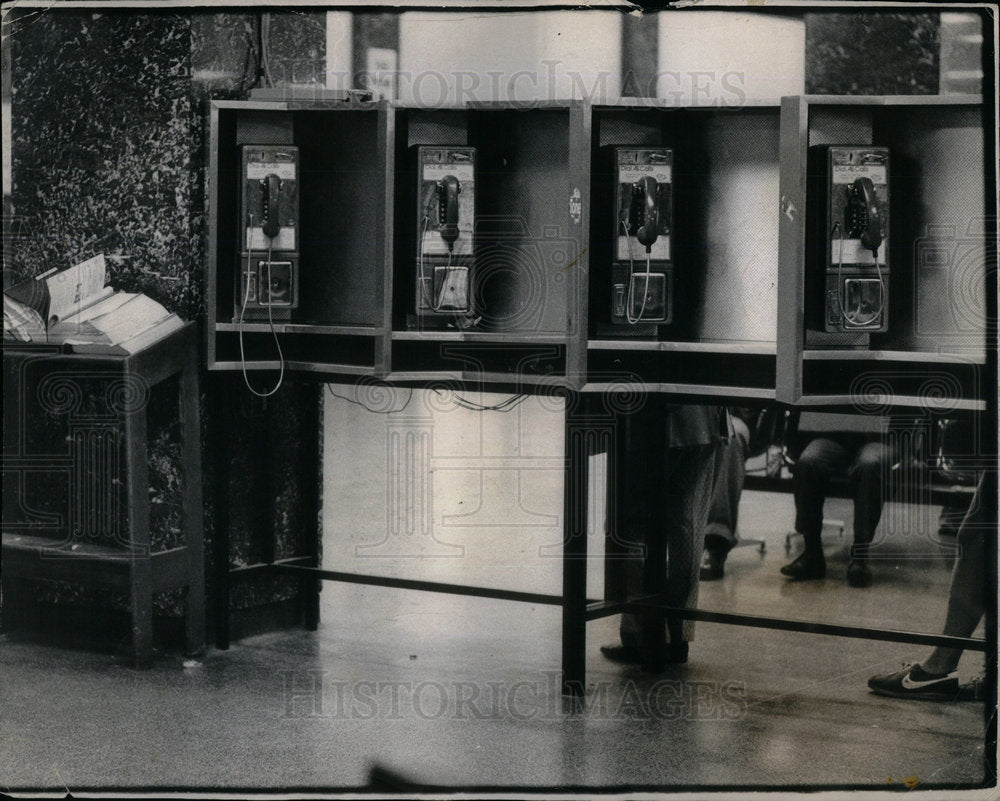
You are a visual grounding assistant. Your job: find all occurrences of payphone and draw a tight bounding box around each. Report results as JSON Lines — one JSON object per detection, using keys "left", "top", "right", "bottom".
{"left": 236, "top": 145, "right": 300, "bottom": 322}
{"left": 610, "top": 147, "right": 673, "bottom": 327}
{"left": 810, "top": 146, "right": 890, "bottom": 333}
{"left": 414, "top": 146, "right": 476, "bottom": 322}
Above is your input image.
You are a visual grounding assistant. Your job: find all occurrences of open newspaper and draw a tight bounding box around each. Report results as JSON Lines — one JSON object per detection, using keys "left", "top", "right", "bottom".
{"left": 3, "top": 254, "right": 183, "bottom": 354}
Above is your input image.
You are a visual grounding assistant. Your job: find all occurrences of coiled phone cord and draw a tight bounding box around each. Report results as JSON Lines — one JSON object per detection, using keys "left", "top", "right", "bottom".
{"left": 622, "top": 218, "right": 651, "bottom": 325}
{"left": 238, "top": 214, "right": 285, "bottom": 397}
{"left": 419, "top": 191, "right": 469, "bottom": 316}
{"left": 418, "top": 211, "right": 451, "bottom": 314}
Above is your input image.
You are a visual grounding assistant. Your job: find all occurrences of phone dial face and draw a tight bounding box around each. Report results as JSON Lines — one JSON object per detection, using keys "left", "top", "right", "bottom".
{"left": 615, "top": 149, "right": 672, "bottom": 262}
{"left": 610, "top": 147, "right": 674, "bottom": 326}
{"left": 242, "top": 146, "right": 299, "bottom": 252}
{"left": 829, "top": 147, "right": 888, "bottom": 266}
{"left": 418, "top": 147, "right": 475, "bottom": 258}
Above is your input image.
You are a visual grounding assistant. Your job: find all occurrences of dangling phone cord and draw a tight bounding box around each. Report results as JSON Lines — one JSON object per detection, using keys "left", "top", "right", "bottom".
{"left": 622, "top": 217, "right": 651, "bottom": 325}
{"left": 238, "top": 213, "right": 285, "bottom": 397}
{"left": 834, "top": 220, "right": 884, "bottom": 328}
{"left": 418, "top": 189, "right": 464, "bottom": 316}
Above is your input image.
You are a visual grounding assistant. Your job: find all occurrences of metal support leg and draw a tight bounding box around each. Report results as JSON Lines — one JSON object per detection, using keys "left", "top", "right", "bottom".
{"left": 562, "top": 391, "right": 589, "bottom": 698}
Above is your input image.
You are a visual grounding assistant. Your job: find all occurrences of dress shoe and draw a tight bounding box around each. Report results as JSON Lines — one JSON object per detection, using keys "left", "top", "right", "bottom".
{"left": 780, "top": 551, "right": 826, "bottom": 580}
{"left": 599, "top": 644, "right": 642, "bottom": 665}
{"left": 699, "top": 549, "right": 727, "bottom": 581}
{"left": 847, "top": 559, "right": 872, "bottom": 587}
{"left": 642, "top": 640, "right": 689, "bottom": 673}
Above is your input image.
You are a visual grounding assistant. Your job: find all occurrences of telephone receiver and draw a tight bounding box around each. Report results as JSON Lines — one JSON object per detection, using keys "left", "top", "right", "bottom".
{"left": 259, "top": 173, "right": 281, "bottom": 239}
{"left": 437, "top": 175, "right": 461, "bottom": 249}
{"left": 622, "top": 176, "right": 661, "bottom": 252}
{"left": 846, "top": 176, "right": 882, "bottom": 258}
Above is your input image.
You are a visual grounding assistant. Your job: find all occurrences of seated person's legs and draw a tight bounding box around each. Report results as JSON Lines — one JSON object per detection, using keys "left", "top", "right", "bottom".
{"left": 700, "top": 416, "right": 749, "bottom": 580}
{"left": 845, "top": 439, "right": 895, "bottom": 587}
{"left": 781, "top": 436, "right": 851, "bottom": 580}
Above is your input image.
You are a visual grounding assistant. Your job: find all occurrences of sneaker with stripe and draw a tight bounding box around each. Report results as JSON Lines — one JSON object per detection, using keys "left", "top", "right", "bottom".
{"left": 868, "top": 664, "right": 960, "bottom": 701}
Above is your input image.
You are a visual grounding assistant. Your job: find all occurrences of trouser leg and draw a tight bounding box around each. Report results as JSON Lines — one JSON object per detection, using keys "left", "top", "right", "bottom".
{"left": 703, "top": 419, "right": 749, "bottom": 552}
{"left": 793, "top": 437, "right": 850, "bottom": 553}
{"left": 636, "top": 443, "right": 718, "bottom": 655}
{"left": 850, "top": 440, "right": 894, "bottom": 555}
{"left": 619, "top": 410, "right": 666, "bottom": 649}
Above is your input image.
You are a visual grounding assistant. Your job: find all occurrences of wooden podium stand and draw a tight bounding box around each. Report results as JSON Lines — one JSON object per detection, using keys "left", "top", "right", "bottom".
{"left": 2, "top": 322, "right": 205, "bottom": 666}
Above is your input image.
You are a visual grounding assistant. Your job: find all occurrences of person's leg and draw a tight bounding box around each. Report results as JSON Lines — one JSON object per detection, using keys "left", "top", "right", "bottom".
{"left": 921, "top": 481, "right": 987, "bottom": 674}
{"left": 613, "top": 408, "right": 667, "bottom": 655}
{"left": 846, "top": 439, "right": 895, "bottom": 587}
{"left": 868, "top": 476, "right": 988, "bottom": 699}
{"left": 642, "top": 442, "right": 717, "bottom": 669}
{"left": 782, "top": 436, "right": 849, "bottom": 579}
{"left": 703, "top": 420, "right": 749, "bottom": 550}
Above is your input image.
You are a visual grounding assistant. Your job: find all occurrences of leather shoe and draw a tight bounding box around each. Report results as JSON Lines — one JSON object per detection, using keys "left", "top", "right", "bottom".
{"left": 642, "top": 640, "right": 689, "bottom": 673}
{"left": 847, "top": 559, "right": 872, "bottom": 587}
{"left": 780, "top": 551, "right": 826, "bottom": 580}
{"left": 699, "top": 550, "right": 727, "bottom": 581}
{"left": 599, "top": 644, "right": 642, "bottom": 665}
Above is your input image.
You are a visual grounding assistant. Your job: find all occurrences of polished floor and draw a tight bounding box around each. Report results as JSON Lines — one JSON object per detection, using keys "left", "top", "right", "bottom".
{"left": 1, "top": 489, "right": 989, "bottom": 795}
{"left": 0, "top": 396, "right": 992, "bottom": 794}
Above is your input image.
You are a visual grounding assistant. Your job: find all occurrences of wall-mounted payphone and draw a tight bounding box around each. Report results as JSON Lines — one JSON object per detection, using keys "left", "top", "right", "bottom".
{"left": 414, "top": 146, "right": 476, "bottom": 322}
{"left": 811, "top": 146, "right": 890, "bottom": 333}
{"left": 236, "top": 145, "right": 300, "bottom": 322}
{"left": 612, "top": 147, "right": 673, "bottom": 327}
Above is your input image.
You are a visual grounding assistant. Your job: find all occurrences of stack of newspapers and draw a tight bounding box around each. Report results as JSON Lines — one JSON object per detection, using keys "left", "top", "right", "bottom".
{"left": 3, "top": 254, "right": 183, "bottom": 354}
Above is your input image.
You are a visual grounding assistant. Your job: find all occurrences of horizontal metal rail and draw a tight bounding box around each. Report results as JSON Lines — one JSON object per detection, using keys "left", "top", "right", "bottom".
{"left": 269, "top": 563, "right": 566, "bottom": 607}
{"left": 267, "top": 563, "right": 987, "bottom": 653}
{"left": 588, "top": 597, "right": 988, "bottom": 652}
{"left": 229, "top": 555, "right": 313, "bottom": 576}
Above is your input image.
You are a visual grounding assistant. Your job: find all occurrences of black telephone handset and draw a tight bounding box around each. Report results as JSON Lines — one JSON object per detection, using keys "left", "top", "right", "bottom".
{"left": 260, "top": 173, "right": 282, "bottom": 239}
{"left": 437, "top": 175, "right": 461, "bottom": 250}
{"left": 635, "top": 176, "right": 661, "bottom": 252}
{"left": 845, "top": 176, "right": 882, "bottom": 258}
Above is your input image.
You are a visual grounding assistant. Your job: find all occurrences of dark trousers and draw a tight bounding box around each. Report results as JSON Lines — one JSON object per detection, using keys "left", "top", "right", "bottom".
{"left": 793, "top": 435, "right": 895, "bottom": 555}
{"left": 703, "top": 416, "right": 750, "bottom": 552}
{"left": 621, "top": 442, "right": 719, "bottom": 647}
